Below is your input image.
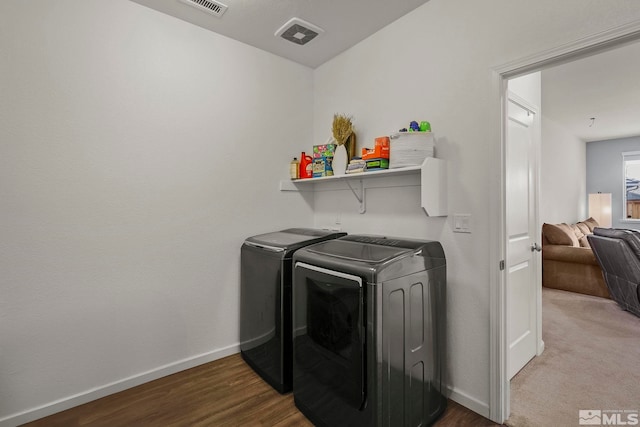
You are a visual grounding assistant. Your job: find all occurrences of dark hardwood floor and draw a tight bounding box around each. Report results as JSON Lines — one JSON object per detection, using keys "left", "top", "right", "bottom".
{"left": 23, "top": 353, "right": 499, "bottom": 426}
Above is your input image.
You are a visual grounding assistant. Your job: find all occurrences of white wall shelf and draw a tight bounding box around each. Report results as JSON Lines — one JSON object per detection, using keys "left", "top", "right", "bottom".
{"left": 279, "top": 157, "right": 447, "bottom": 216}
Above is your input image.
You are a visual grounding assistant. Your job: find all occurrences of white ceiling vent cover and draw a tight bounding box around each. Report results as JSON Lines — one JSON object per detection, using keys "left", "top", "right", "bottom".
{"left": 275, "top": 18, "right": 324, "bottom": 46}
{"left": 178, "top": 0, "right": 228, "bottom": 18}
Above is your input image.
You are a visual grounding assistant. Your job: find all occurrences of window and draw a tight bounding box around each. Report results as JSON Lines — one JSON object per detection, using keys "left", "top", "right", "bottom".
{"left": 623, "top": 151, "right": 640, "bottom": 220}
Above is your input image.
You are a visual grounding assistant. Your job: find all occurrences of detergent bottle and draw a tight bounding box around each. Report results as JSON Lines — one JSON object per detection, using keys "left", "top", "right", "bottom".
{"left": 299, "top": 152, "right": 313, "bottom": 179}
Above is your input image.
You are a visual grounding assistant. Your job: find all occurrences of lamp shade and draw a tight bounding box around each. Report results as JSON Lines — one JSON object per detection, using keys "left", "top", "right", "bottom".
{"left": 588, "top": 193, "right": 612, "bottom": 228}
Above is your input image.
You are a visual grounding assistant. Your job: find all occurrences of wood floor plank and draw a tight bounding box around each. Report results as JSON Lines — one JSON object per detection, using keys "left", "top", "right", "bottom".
{"left": 22, "top": 353, "right": 499, "bottom": 426}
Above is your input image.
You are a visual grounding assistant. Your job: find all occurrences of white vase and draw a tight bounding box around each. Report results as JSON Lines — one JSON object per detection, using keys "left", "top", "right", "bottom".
{"left": 332, "top": 144, "right": 348, "bottom": 175}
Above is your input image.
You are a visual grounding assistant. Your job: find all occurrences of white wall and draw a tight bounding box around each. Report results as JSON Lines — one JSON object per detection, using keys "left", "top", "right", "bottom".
{"left": 539, "top": 116, "right": 587, "bottom": 224}
{"left": 511, "top": 71, "right": 587, "bottom": 225}
{"left": 311, "top": 0, "right": 640, "bottom": 417}
{"left": 510, "top": 72, "right": 542, "bottom": 108}
{"left": 0, "top": 0, "right": 313, "bottom": 423}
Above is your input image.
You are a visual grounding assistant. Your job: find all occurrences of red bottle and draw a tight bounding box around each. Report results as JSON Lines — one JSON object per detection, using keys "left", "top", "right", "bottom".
{"left": 299, "top": 152, "right": 313, "bottom": 179}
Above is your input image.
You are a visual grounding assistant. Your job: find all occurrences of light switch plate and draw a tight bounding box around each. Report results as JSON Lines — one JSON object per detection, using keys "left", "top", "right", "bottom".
{"left": 453, "top": 214, "right": 471, "bottom": 233}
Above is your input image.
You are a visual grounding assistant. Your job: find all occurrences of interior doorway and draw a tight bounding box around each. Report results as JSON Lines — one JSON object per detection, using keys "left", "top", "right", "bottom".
{"left": 491, "top": 21, "right": 640, "bottom": 424}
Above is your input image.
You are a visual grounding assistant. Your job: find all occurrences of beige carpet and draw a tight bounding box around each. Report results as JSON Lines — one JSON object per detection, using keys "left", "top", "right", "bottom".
{"left": 507, "top": 288, "right": 640, "bottom": 427}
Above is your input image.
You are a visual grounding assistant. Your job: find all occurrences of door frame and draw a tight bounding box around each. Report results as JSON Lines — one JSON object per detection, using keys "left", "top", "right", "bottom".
{"left": 489, "top": 20, "right": 640, "bottom": 423}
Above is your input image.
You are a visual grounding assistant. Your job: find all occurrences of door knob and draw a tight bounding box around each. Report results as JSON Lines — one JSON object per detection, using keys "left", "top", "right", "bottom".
{"left": 531, "top": 243, "right": 542, "bottom": 252}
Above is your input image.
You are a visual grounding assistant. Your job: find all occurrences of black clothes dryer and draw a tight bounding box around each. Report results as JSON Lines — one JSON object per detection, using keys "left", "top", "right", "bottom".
{"left": 240, "top": 228, "right": 345, "bottom": 393}
{"left": 292, "top": 235, "right": 447, "bottom": 426}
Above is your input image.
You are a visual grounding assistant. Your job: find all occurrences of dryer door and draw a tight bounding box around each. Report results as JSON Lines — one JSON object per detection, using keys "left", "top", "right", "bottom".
{"left": 293, "top": 262, "right": 366, "bottom": 415}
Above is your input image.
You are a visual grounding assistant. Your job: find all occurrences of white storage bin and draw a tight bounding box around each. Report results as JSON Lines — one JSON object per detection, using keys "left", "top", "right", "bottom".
{"left": 389, "top": 132, "right": 435, "bottom": 168}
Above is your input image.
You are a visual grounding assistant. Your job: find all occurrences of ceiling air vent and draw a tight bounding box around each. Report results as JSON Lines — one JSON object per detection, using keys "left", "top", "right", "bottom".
{"left": 275, "top": 18, "right": 324, "bottom": 46}
{"left": 178, "top": 0, "right": 228, "bottom": 18}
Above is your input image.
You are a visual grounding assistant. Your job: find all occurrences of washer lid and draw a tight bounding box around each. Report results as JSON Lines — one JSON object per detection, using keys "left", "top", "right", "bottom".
{"left": 304, "top": 239, "right": 414, "bottom": 264}
{"left": 245, "top": 228, "right": 344, "bottom": 250}
{"left": 295, "top": 235, "right": 445, "bottom": 281}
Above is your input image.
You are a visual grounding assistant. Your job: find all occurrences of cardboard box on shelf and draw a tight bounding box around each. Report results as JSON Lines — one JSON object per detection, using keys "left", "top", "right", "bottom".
{"left": 364, "top": 158, "right": 389, "bottom": 170}
{"left": 361, "top": 136, "right": 390, "bottom": 160}
{"left": 312, "top": 157, "right": 334, "bottom": 177}
{"left": 313, "top": 143, "right": 336, "bottom": 159}
{"left": 311, "top": 143, "right": 335, "bottom": 177}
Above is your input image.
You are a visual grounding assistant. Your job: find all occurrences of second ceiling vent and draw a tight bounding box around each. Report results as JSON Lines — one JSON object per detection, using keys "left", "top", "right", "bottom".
{"left": 178, "top": 0, "right": 228, "bottom": 18}
{"left": 275, "top": 18, "right": 324, "bottom": 46}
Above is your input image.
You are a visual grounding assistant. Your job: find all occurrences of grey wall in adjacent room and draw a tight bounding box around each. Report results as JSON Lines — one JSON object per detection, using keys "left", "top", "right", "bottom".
{"left": 586, "top": 136, "right": 640, "bottom": 230}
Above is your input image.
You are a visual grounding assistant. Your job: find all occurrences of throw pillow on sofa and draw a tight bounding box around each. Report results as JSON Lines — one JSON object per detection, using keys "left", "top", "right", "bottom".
{"left": 578, "top": 236, "right": 591, "bottom": 248}
{"left": 542, "top": 223, "right": 579, "bottom": 246}
{"left": 577, "top": 217, "right": 600, "bottom": 247}
{"left": 575, "top": 222, "right": 591, "bottom": 237}
{"left": 579, "top": 217, "right": 599, "bottom": 232}
{"left": 571, "top": 224, "right": 592, "bottom": 248}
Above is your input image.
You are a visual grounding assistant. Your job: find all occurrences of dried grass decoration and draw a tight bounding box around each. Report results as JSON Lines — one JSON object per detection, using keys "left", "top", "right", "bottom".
{"left": 332, "top": 114, "right": 356, "bottom": 162}
{"left": 332, "top": 114, "right": 353, "bottom": 146}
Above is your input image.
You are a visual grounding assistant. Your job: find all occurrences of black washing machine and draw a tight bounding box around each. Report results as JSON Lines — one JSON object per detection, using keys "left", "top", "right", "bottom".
{"left": 292, "top": 235, "right": 447, "bottom": 426}
{"left": 240, "top": 228, "right": 346, "bottom": 393}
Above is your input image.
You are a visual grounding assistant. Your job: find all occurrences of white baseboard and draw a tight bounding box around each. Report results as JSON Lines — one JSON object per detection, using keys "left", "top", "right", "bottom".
{"left": 447, "top": 385, "right": 491, "bottom": 420}
{"left": 0, "top": 344, "right": 240, "bottom": 427}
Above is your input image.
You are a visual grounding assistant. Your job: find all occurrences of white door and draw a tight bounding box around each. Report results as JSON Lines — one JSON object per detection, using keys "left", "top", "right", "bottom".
{"left": 506, "top": 93, "right": 540, "bottom": 379}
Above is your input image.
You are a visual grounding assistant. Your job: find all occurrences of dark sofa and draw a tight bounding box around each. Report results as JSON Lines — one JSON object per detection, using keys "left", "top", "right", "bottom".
{"left": 588, "top": 227, "right": 640, "bottom": 317}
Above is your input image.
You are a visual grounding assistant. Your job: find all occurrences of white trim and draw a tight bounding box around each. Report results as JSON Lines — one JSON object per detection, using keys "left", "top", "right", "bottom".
{"left": 447, "top": 385, "right": 490, "bottom": 419}
{"left": 494, "top": 20, "right": 640, "bottom": 78}
{"left": 489, "top": 18, "right": 640, "bottom": 425}
{"left": 623, "top": 151, "right": 640, "bottom": 221}
{"left": 489, "top": 68, "right": 508, "bottom": 424}
{"left": 0, "top": 344, "right": 240, "bottom": 427}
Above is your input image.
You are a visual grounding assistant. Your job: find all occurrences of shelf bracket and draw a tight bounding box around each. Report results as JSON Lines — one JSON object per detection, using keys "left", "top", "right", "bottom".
{"left": 345, "top": 179, "right": 366, "bottom": 214}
